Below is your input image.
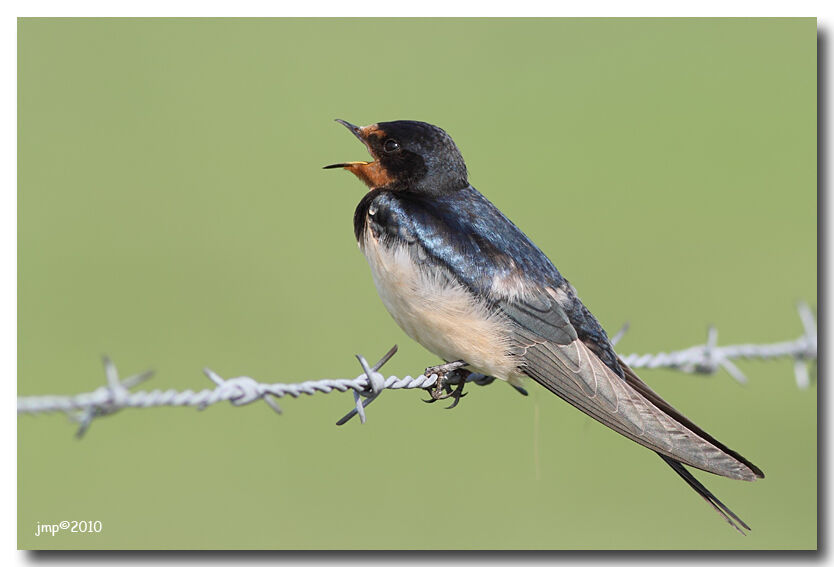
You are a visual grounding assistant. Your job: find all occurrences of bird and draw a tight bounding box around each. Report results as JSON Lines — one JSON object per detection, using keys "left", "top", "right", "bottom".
{"left": 324, "top": 119, "right": 764, "bottom": 533}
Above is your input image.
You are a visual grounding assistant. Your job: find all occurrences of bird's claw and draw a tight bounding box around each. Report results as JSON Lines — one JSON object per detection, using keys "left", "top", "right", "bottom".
{"left": 443, "top": 383, "right": 468, "bottom": 409}
{"left": 422, "top": 379, "right": 453, "bottom": 403}
{"left": 422, "top": 362, "right": 470, "bottom": 409}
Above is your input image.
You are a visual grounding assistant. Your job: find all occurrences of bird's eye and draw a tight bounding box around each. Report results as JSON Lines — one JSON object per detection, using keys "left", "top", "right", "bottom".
{"left": 383, "top": 139, "right": 400, "bottom": 153}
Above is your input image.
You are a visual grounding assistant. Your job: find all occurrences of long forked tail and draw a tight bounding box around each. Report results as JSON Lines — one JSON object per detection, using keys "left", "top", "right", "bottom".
{"left": 658, "top": 453, "right": 751, "bottom": 534}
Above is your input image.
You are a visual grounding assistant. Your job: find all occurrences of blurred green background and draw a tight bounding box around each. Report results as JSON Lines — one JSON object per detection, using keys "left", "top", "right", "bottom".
{"left": 18, "top": 18, "right": 816, "bottom": 550}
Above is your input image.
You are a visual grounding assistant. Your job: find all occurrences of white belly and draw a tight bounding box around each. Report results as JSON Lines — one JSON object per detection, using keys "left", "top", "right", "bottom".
{"left": 361, "top": 231, "right": 521, "bottom": 381}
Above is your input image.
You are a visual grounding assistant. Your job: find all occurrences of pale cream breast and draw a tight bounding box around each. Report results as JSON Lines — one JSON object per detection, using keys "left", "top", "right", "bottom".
{"left": 360, "top": 230, "right": 522, "bottom": 382}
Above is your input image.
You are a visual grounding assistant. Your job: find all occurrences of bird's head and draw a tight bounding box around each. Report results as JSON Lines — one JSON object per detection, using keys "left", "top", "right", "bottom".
{"left": 324, "top": 119, "right": 468, "bottom": 195}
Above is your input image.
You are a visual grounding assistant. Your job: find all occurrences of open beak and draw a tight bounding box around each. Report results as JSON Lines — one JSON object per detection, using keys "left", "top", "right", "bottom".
{"left": 323, "top": 119, "right": 395, "bottom": 189}
{"left": 323, "top": 119, "right": 373, "bottom": 170}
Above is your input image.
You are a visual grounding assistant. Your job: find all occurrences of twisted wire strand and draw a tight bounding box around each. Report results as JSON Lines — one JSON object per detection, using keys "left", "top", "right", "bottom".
{"left": 17, "top": 303, "right": 816, "bottom": 436}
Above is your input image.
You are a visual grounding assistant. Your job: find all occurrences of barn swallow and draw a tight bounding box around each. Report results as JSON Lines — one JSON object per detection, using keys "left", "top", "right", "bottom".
{"left": 325, "top": 119, "right": 764, "bottom": 533}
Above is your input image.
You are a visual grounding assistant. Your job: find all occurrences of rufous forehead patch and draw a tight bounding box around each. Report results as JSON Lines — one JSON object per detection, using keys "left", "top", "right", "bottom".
{"left": 360, "top": 124, "right": 386, "bottom": 140}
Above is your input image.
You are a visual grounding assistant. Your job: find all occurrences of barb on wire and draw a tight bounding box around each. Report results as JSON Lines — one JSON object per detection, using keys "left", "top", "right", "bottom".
{"left": 17, "top": 303, "right": 816, "bottom": 436}
{"left": 614, "top": 302, "right": 817, "bottom": 389}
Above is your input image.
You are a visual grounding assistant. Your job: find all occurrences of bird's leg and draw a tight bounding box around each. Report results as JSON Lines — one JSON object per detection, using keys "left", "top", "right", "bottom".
{"left": 423, "top": 360, "right": 470, "bottom": 407}
{"left": 425, "top": 360, "right": 468, "bottom": 377}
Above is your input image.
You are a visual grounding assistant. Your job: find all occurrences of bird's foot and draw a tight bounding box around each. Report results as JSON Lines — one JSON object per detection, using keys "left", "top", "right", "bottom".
{"left": 423, "top": 360, "right": 470, "bottom": 409}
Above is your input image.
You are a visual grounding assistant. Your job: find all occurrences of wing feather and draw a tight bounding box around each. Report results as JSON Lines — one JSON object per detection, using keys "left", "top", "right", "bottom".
{"left": 499, "top": 292, "right": 761, "bottom": 482}
{"left": 659, "top": 454, "right": 751, "bottom": 534}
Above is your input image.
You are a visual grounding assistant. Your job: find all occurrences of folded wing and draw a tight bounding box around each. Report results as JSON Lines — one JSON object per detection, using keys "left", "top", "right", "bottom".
{"left": 498, "top": 286, "right": 762, "bottom": 482}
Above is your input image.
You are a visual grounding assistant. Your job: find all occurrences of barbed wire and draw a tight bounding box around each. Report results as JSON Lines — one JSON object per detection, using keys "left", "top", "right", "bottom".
{"left": 17, "top": 302, "right": 816, "bottom": 437}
